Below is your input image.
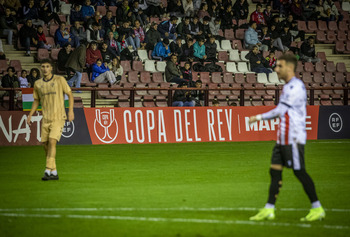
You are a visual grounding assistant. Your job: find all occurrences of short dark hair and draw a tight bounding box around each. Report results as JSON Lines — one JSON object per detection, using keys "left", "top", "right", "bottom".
{"left": 196, "top": 80, "right": 202, "bottom": 84}
{"left": 250, "top": 21, "right": 257, "bottom": 26}
{"left": 7, "top": 66, "right": 15, "bottom": 72}
{"left": 278, "top": 54, "right": 298, "bottom": 72}
{"left": 163, "top": 38, "right": 169, "bottom": 45}
{"left": 256, "top": 3, "right": 262, "bottom": 8}
{"left": 170, "top": 16, "right": 178, "bottom": 22}
{"left": 212, "top": 100, "right": 220, "bottom": 105}
{"left": 40, "top": 59, "right": 53, "bottom": 66}
{"left": 203, "top": 16, "right": 211, "bottom": 22}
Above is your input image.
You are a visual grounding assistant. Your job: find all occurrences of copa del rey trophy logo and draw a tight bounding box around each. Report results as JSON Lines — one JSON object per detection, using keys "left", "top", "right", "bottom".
{"left": 94, "top": 109, "right": 118, "bottom": 143}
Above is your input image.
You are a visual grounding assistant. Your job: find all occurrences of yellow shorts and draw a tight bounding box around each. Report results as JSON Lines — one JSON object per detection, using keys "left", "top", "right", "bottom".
{"left": 41, "top": 119, "right": 66, "bottom": 143}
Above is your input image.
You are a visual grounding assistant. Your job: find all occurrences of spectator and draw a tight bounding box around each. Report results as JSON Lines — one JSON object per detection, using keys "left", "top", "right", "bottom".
{"left": 181, "top": 61, "right": 193, "bottom": 84}
{"left": 208, "top": 4, "right": 220, "bottom": 19}
{"left": 300, "top": 36, "right": 320, "bottom": 63}
{"left": 258, "top": 26, "right": 272, "bottom": 51}
{"left": 57, "top": 43, "right": 72, "bottom": 72}
{"left": 133, "top": 20, "right": 146, "bottom": 49}
{"left": 107, "top": 23, "right": 119, "bottom": 40}
{"left": 172, "top": 81, "right": 195, "bottom": 107}
{"left": 198, "top": 2, "right": 210, "bottom": 19}
{"left": 152, "top": 38, "right": 171, "bottom": 61}
{"left": 180, "top": 38, "right": 194, "bottom": 62}
{"left": 117, "top": 21, "right": 136, "bottom": 50}
{"left": 65, "top": 42, "right": 87, "bottom": 90}
{"left": 165, "top": 55, "right": 187, "bottom": 84}
{"left": 27, "top": 68, "right": 40, "bottom": 87}
{"left": 131, "top": 1, "right": 148, "bottom": 27}
{"left": 139, "top": 0, "right": 149, "bottom": 12}
{"left": 70, "top": 4, "right": 84, "bottom": 25}
{"left": 170, "top": 37, "right": 183, "bottom": 59}
{"left": 250, "top": 3, "right": 266, "bottom": 26}
{"left": 23, "top": 0, "right": 44, "bottom": 26}
{"left": 108, "top": 57, "right": 123, "bottom": 83}
{"left": 87, "top": 11, "right": 104, "bottom": 37}
{"left": 2, "top": 66, "right": 19, "bottom": 88}
{"left": 0, "top": 40, "right": 5, "bottom": 59}
{"left": 37, "top": 25, "right": 51, "bottom": 50}
{"left": 302, "top": 0, "right": 316, "bottom": 20}
{"left": 182, "top": 0, "right": 194, "bottom": 17}
{"left": 116, "top": 0, "right": 131, "bottom": 24}
{"left": 205, "top": 35, "right": 217, "bottom": 62}
{"left": 201, "top": 16, "right": 212, "bottom": 39}
{"left": 244, "top": 21, "right": 268, "bottom": 51}
{"left": 192, "top": 0, "right": 201, "bottom": 11}
{"left": 177, "top": 17, "right": 191, "bottom": 39}
{"left": 0, "top": 7, "right": 17, "bottom": 45}
{"left": 4, "top": 0, "right": 21, "bottom": 12}
{"left": 234, "top": 0, "right": 249, "bottom": 21}
{"left": 55, "top": 22, "right": 80, "bottom": 48}
{"left": 191, "top": 79, "right": 204, "bottom": 106}
{"left": 100, "top": 42, "right": 115, "bottom": 63}
{"left": 315, "top": 0, "right": 329, "bottom": 22}
{"left": 190, "top": 16, "right": 202, "bottom": 38}
{"left": 71, "top": 21, "right": 87, "bottom": 42}
{"left": 19, "top": 19, "right": 38, "bottom": 56}
{"left": 245, "top": 45, "right": 272, "bottom": 74}
{"left": 38, "top": 0, "right": 61, "bottom": 25}
{"left": 221, "top": 4, "right": 234, "bottom": 30}
{"left": 269, "top": 25, "right": 287, "bottom": 52}
{"left": 209, "top": 18, "right": 223, "bottom": 41}
{"left": 283, "top": 14, "right": 305, "bottom": 41}
{"left": 102, "top": 10, "right": 115, "bottom": 35}
{"left": 81, "top": 0, "right": 95, "bottom": 21}
{"left": 263, "top": 4, "right": 272, "bottom": 24}
{"left": 265, "top": 51, "right": 277, "bottom": 69}
{"left": 18, "top": 70, "right": 29, "bottom": 88}
{"left": 106, "top": 31, "right": 120, "bottom": 57}
{"left": 193, "top": 38, "right": 207, "bottom": 61}
{"left": 117, "top": 34, "right": 134, "bottom": 61}
{"left": 86, "top": 41, "right": 102, "bottom": 66}
{"left": 147, "top": 0, "right": 166, "bottom": 18}
{"left": 270, "top": 15, "right": 283, "bottom": 32}
{"left": 290, "top": 0, "right": 303, "bottom": 20}
{"left": 158, "top": 16, "right": 178, "bottom": 40}
{"left": 323, "top": 0, "right": 343, "bottom": 22}
{"left": 145, "top": 22, "right": 161, "bottom": 51}
{"left": 92, "top": 58, "right": 118, "bottom": 85}
{"left": 168, "top": 0, "right": 184, "bottom": 16}
{"left": 280, "top": 23, "right": 292, "bottom": 52}
{"left": 87, "top": 22, "right": 102, "bottom": 43}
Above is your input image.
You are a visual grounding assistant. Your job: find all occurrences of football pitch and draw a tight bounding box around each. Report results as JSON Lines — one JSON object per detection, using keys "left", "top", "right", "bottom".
{"left": 0, "top": 140, "right": 349, "bottom": 237}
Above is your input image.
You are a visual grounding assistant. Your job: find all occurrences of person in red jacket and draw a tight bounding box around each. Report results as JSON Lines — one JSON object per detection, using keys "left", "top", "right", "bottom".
{"left": 250, "top": 3, "right": 266, "bottom": 26}
{"left": 37, "top": 25, "right": 51, "bottom": 50}
{"left": 86, "top": 41, "right": 102, "bottom": 67}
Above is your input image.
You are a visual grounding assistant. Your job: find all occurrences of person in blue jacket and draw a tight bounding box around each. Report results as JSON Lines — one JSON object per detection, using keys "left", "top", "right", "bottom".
{"left": 157, "top": 16, "right": 178, "bottom": 40}
{"left": 193, "top": 38, "right": 207, "bottom": 61}
{"left": 92, "top": 58, "right": 118, "bottom": 85}
{"left": 55, "top": 22, "right": 80, "bottom": 48}
{"left": 152, "top": 38, "right": 171, "bottom": 61}
{"left": 81, "top": 0, "right": 95, "bottom": 21}
{"left": 70, "top": 4, "right": 84, "bottom": 24}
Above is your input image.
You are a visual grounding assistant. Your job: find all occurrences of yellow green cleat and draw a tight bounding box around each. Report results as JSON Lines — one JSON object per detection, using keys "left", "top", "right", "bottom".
{"left": 300, "top": 207, "right": 326, "bottom": 222}
{"left": 249, "top": 208, "right": 275, "bottom": 221}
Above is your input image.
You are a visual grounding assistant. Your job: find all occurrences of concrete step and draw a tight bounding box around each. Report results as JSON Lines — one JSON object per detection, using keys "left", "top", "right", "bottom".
{"left": 7, "top": 55, "right": 35, "bottom": 63}
{"left": 3, "top": 44, "right": 15, "bottom": 51}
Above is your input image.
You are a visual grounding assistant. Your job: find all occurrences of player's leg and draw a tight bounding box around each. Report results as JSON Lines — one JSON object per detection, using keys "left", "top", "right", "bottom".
{"left": 292, "top": 143, "right": 325, "bottom": 221}
{"left": 250, "top": 144, "right": 283, "bottom": 221}
{"left": 41, "top": 122, "right": 52, "bottom": 181}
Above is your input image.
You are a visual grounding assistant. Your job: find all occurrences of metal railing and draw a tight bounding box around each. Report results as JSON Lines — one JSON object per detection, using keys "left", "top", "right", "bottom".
{"left": 0, "top": 87, "right": 348, "bottom": 110}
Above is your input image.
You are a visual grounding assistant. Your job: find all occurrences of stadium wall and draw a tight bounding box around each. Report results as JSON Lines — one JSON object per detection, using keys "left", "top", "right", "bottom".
{"left": 0, "top": 106, "right": 349, "bottom": 146}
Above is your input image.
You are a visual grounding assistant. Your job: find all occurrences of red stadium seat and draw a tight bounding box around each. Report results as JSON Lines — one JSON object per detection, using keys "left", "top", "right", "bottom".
{"left": 152, "top": 72, "right": 164, "bottom": 83}
{"left": 337, "top": 31, "right": 347, "bottom": 41}
{"left": 0, "top": 60, "right": 8, "bottom": 73}
{"left": 323, "top": 72, "right": 334, "bottom": 83}
{"left": 296, "top": 61, "right": 304, "bottom": 72}
{"left": 235, "top": 29, "right": 245, "bottom": 40}
{"left": 297, "top": 21, "right": 307, "bottom": 31}
{"left": 345, "top": 41, "right": 350, "bottom": 53}
{"left": 216, "top": 62, "right": 225, "bottom": 72}
{"left": 9, "top": 60, "right": 22, "bottom": 72}
{"left": 211, "top": 72, "right": 222, "bottom": 83}
{"left": 318, "top": 20, "right": 328, "bottom": 31}
{"left": 109, "top": 6, "right": 117, "bottom": 16}
{"left": 218, "top": 51, "right": 229, "bottom": 61}
{"left": 97, "top": 83, "right": 111, "bottom": 98}
{"left": 223, "top": 72, "right": 234, "bottom": 83}
{"left": 307, "top": 21, "right": 317, "bottom": 33}
{"left": 128, "top": 71, "right": 139, "bottom": 83}
{"left": 335, "top": 72, "right": 346, "bottom": 83}
{"left": 336, "top": 62, "right": 347, "bottom": 73}
{"left": 132, "top": 61, "right": 143, "bottom": 71}
{"left": 312, "top": 72, "right": 324, "bottom": 83}
{"left": 110, "top": 85, "right": 123, "bottom": 96}
{"left": 326, "top": 61, "right": 336, "bottom": 72}
{"left": 199, "top": 72, "right": 210, "bottom": 84}
{"left": 224, "top": 29, "right": 235, "bottom": 40}
{"left": 246, "top": 73, "right": 257, "bottom": 84}
{"left": 218, "top": 29, "right": 224, "bottom": 37}
{"left": 315, "top": 62, "right": 325, "bottom": 72}
{"left": 336, "top": 40, "right": 345, "bottom": 53}
{"left": 37, "top": 48, "right": 50, "bottom": 61}
{"left": 304, "top": 62, "right": 315, "bottom": 72}
{"left": 231, "top": 40, "right": 243, "bottom": 51}
{"left": 316, "top": 31, "right": 326, "bottom": 43}
{"left": 148, "top": 83, "right": 160, "bottom": 95}
{"left": 50, "top": 48, "right": 60, "bottom": 60}
{"left": 234, "top": 73, "right": 245, "bottom": 84}
{"left": 325, "top": 31, "right": 336, "bottom": 43}
{"left": 302, "top": 72, "right": 313, "bottom": 84}
{"left": 339, "top": 21, "right": 349, "bottom": 31}
{"left": 121, "top": 61, "right": 131, "bottom": 72}
{"left": 140, "top": 71, "right": 151, "bottom": 83}
{"left": 209, "top": 84, "right": 220, "bottom": 95}
{"left": 46, "top": 37, "right": 55, "bottom": 47}
{"left": 96, "top": 6, "right": 107, "bottom": 15}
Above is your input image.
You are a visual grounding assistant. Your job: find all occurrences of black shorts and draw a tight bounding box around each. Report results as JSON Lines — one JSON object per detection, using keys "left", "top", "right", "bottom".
{"left": 271, "top": 143, "right": 305, "bottom": 170}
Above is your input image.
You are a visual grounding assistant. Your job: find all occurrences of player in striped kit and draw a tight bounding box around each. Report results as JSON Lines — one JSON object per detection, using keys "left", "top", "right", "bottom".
{"left": 248, "top": 54, "right": 325, "bottom": 222}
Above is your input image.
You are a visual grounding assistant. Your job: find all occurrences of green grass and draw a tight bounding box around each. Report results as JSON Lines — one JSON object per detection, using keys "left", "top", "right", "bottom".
{"left": 0, "top": 140, "right": 349, "bottom": 237}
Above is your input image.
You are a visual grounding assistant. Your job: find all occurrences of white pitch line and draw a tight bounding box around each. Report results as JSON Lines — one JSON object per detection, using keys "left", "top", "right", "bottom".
{"left": 0, "top": 212, "right": 348, "bottom": 230}
{"left": 0, "top": 207, "right": 349, "bottom": 212}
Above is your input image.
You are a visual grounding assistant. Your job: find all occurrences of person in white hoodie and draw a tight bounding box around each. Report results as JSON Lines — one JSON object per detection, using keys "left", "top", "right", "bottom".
{"left": 182, "top": 0, "right": 194, "bottom": 16}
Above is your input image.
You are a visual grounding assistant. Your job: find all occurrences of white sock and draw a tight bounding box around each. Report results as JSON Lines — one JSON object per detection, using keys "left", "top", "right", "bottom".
{"left": 51, "top": 170, "right": 57, "bottom": 176}
{"left": 311, "top": 201, "right": 321, "bottom": 209}
{"left": 265, "top": 203, "right": 275, "bottom": 209}
{"left": 45, "top": 169, "right": 51, "bottom": 175}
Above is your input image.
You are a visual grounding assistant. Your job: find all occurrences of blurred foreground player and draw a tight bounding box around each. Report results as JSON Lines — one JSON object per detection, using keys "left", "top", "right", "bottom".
{"left": 248, "top": 54, "right": 325, "bottom": 222}
{"left": 27, "top": 59, "right": 74, "bottom": 181}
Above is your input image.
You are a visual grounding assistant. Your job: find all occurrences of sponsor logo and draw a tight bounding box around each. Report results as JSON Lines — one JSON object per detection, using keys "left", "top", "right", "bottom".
{"left": 94, "top": 109, "right": 118, "bottom": 143}
{"left": 329, "top": 113, "right": 342, "bottom": 133}
{"left": 62, "top": 121, "right": 75, "bottom": 138}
